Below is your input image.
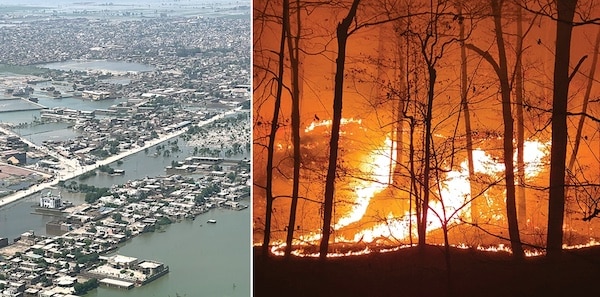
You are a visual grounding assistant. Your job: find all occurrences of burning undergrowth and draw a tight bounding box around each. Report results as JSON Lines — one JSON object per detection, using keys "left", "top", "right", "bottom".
{"left": 256, "top": 117, "right": 600, "bottom": 258}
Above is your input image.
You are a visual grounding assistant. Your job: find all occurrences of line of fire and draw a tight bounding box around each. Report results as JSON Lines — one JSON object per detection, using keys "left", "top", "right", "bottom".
{"left": 254, "top": 0, "right": 600, "bottom": 295}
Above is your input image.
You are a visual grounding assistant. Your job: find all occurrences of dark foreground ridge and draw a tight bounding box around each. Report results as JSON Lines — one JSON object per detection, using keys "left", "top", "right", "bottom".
{"left": 254, "top": 244, "right": 600, "bottom": 297}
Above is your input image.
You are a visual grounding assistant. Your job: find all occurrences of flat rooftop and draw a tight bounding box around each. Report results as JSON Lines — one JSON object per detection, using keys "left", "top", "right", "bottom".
{"left": 100, "top": 278, "right": 134, "bottom": 288}
{"left": 110, "top": 254, "right": 138, "bottom": 264}
{"left": 138, "top": 261, "right": 161, "bottom": 269}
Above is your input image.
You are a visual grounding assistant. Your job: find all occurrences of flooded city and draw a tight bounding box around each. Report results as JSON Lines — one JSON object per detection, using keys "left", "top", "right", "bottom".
{"left": 0, "top": 1, "right": 250, "bottom": 296}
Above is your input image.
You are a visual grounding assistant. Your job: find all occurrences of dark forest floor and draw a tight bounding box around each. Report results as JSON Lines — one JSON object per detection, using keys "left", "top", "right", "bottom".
{"left": 254, "top": 244, "right": 600, "bottom": 297}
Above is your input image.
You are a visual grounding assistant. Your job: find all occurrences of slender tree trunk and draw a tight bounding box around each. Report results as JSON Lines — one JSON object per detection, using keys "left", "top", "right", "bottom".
{"left": 547, "top": 0, "right": 578, "bottom": 259}
{"left": 442, "top": 223, "right": 453, "bottom": 296}
{"left": 392, "top": 22, "right": 407, "bottom": 183}
{"left": 418, "top": 65, "right": 435, "bottom": 247}
{"left": 459, "top": 6, "right": 477, "bottom": 224}
{"left": 262, "top": 0, "right": 289, "bottom": 258}
{"left": 567, "top": 28, "right": 600, "bottom": 172}
{"left": 394, "top": 86, "right": 405, "bottom": 174}
{"left": 515, "top": 2, "right": 527, "bottom": 228}
{"left": 375, "top": 26, "right": 395, "bottom": 183}
{"left": 284, "top": 0, "right": 301, "bottom": 259}
{"left": 319, "top": 0, "right": 360, "bottom": 260}
{"left": 409, "top": 117, "right": 417, "bottom": 245}
{"left": 491, "top": 0, "right": 524, "bottom": 259}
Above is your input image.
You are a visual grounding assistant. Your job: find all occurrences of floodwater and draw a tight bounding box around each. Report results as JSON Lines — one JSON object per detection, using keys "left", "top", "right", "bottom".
{"left": 0, "top": 98, "right": 41, "bottom": 112}
{"left": 0, "top": 193, "right": 250, "bottom": 297}
{"left": 0, "top": 96, "right": 251, "bottom": 297}
{"left": 87, "top": 208, "right": 250, "bottom": 297}
{"left": 17, "top": 122, "right": 80, "bottom": 146}
{"left": 42, "top": 60, "right": 155, "bottom": 74}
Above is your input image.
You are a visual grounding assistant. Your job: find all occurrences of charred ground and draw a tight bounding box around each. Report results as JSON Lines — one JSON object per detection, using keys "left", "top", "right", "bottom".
{"left": 254, "top": 244, "right": 600, "bottom": 297}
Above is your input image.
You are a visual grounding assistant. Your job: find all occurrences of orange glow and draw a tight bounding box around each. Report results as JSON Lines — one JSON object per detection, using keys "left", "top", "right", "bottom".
{"left": 264, "top": 115, "right": 582, "bottom": 258}
{"left": 564, "top": 239, "right": 600, "bottom": 250}
{"left": 265, "top": 237, "right": 600, "bottom": 258}
{"left": 304, "top": 118, "right": 363, "bottom": 133}
{"left": 521, "top": 140, "right": 549, "bottom": 177}
{"left": 290, "top": 138, "right": 550, "bottom": 248}
{"left": 349, "top": 213, "right": 413, "bottom": 243}
{"left": 335, "top": 136, "right": 396, "bottom": 229}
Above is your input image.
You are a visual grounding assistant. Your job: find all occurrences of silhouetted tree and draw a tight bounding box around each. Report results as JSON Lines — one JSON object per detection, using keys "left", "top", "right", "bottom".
{"left": 257, "top": 0, "right": 289, "bottom": 258}
{"left": 567, "top": 27, "right": 599, "bottom": 172}
{"left": 284, "top": 0, "right": 302, "bottom": 258}
{"left": 466, "top": 0, "right": 524, "bottom": 259}
{"left": 320, "top": 0, "right": 361, "bottom": 260}
{"left": 515, "top": 2, "right": 527, "bottom": 227}
{"left": 547, "top": 0, "right": 579, "bottom": 259}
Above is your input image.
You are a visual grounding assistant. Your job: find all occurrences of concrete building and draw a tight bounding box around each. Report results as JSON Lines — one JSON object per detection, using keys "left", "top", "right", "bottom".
{"left": 137, "top": 261, "right": 166, "bottom": 276}
{"left": 39, "top": 192, "right": 62, "bottom": 209}
{"left": 82, "top": 90, "right": 112, "bottom": 100}
{"left": 107, "top": 254, "right": 138, "bottom": 270}
{"left": 1, "top": 150, "right": 26, "bottom": 165}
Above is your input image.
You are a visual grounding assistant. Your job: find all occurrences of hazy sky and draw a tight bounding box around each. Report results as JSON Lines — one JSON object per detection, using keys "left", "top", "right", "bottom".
{"left": 0, "top": 0, "right": 238, "bottom": 5}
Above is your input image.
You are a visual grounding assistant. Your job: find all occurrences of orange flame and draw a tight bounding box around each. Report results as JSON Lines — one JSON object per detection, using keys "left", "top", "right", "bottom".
{"left": 304, "top": 118, "right": 363, "bottom": 133}
{"left": 335, "top": 137, "right": 396, "bottom": 229}
{"left": 334, "top": 139, "right": 550, "bottom": 244}
{"left": 277, "top": 120, "right": 563, "bottom": 256}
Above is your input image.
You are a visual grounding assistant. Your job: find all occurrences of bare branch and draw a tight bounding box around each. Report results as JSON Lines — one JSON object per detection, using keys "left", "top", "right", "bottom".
{"left": 568, "top": 55, "right": 588, "bottom": 83}
{"left": 465, "top": 43, "right": 501, "bottom": 75}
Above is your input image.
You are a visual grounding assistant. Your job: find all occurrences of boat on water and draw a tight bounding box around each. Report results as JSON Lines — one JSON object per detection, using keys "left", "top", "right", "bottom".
{"left": 207, "top": 219, "right": 217, "bottom": 224}
{"left": 112, "top": 169, "right": 125, "bottom": 175}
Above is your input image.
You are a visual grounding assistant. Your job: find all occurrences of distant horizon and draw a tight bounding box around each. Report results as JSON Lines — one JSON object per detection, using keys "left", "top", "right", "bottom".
{"left": 0, "top": 0, "right": 244, "bottom": 6}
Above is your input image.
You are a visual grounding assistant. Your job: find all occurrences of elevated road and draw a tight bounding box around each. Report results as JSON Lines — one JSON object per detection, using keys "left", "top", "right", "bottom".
{"left": 0, "top": 107, "right": 243, "bottom": 208}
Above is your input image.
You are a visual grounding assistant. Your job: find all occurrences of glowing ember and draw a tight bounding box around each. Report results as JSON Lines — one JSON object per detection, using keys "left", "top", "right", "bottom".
{"left": 269, "top": 241, "right": 412, "bottom": 258}
{"left": 351, "top": 213, "right": 413, "bottom": 243}
{"left": 304, "top": 118, "right": 363, "bottom": 133}
{"left": 564, "top": 238, "right": 600, "bottom": 250}
{"left": 268, "top": 239, "right": 600, "bottom": 258}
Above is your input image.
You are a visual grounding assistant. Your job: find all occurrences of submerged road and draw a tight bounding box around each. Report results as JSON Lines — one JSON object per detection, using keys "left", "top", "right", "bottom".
{"left": 0, "top": 107, "right": 242, "bottom": 208}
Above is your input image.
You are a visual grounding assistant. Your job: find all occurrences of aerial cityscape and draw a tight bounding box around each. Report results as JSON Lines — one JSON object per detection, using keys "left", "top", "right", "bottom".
{"left": 0, "top": 1, "right": 250, "bottom": 296}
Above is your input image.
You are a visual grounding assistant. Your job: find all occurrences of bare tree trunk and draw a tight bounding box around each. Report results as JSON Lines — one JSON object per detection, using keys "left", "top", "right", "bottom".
{"left": 491, "top": 0, "right": 524, "bottom": 260}
{"left": 319, "top": 0, "right": 361, "bottom": 260}
{"left": 262, "top": 0, "right": 289, "bottom": 258}
{"left": 409, "top": 116, "right": 417, "bottom": 245}
{"left": 284, "top": 0, "right": 301, "bottom": 259}
{"left": 442, "top": 223, "right": 453, "bottom": 295}
{"left": 458, "top": 6, "right": 477, "bottom": 224}
{"left": 547, "top": 0, "right": 578, "bottom": 259}
{"left": 418, "top": 64, "right": 435, "bottom": 248}
{"left": 515, "top": 2, "right": 527, "bottom": 228}
{"left": 392, "top": 21, "right": 407, "bottom": 182}
{"left": 567, "top": 27, "right": 600, "bottom": 172}
{"left": 467, "top": 0, "right": 525, "bottom": 259}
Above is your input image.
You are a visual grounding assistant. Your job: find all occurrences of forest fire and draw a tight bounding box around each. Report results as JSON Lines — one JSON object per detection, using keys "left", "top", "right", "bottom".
{"left": 255, "top": 0, "right": 600, "bottom": 295}
{"left": 265, "top": 116, "right": 562, "bottom": 256}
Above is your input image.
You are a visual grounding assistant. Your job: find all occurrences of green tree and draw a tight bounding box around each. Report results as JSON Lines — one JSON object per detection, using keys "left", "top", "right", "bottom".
{"left": 227, "top": 172, "right": 236, "bottom": 182}
{"left": 74, "top": 278, "right": 99, "bottom": 295}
